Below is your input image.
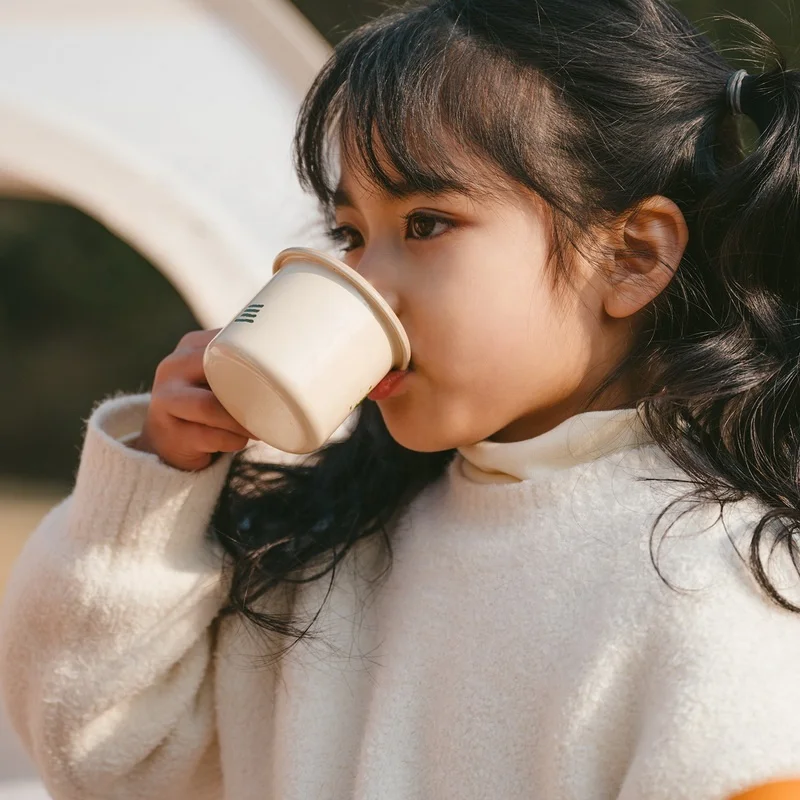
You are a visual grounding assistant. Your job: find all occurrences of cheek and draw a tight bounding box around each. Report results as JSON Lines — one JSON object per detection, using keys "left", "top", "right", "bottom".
{"left": 421, "top": 269, "right": 577, "bottom": 389}
{"left": 381, "top": 296, "right": 575, "bottom": 448}
{"left": 382, "top": 226, "right": 597, "bottom": 448}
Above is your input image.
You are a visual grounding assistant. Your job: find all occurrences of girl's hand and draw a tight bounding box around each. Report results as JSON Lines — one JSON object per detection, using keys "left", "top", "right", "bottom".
{"left": 132, "top": 329, "right": 255, "bottom": 471}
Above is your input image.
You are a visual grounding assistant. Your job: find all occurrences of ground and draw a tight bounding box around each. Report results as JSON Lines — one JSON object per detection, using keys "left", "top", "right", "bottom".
{"left": 0, "top": 480, "right": 66, "bottom": 798}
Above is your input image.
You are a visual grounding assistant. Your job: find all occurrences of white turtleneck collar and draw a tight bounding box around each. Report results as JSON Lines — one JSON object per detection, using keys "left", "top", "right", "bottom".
{"left": 457, "top": 406, "right": 652, "bottom": 484}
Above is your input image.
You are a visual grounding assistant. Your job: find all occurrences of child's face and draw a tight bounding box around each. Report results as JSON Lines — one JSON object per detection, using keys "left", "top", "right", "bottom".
{"left": 333, "top": 159, "right": 633, "bottom": 451}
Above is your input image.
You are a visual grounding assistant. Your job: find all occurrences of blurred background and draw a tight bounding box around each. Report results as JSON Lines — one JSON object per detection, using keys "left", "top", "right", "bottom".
{"left": 0, "top": 0, "right": 797, "bottom": 796}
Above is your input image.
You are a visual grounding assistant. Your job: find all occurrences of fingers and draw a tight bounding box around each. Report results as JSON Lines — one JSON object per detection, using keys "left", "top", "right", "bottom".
{"left": 169, "top": 418, "right": 251, "bottom": 455}
{"left": 159, "top": 385, "right": 254, "bottom": 439}
{"left": 175, "top": 328, "right": 222, "bottom": 351}
{"left": 156, "top": 329, "right": 221, "bottom": 386}
{"left": 136, "top": 328, "right": 254, "bottom": 471}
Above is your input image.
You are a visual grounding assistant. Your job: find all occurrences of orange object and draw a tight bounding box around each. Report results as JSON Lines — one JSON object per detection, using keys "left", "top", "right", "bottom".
{"left": 730, "top": 781, "right": 800, "bottom": 800}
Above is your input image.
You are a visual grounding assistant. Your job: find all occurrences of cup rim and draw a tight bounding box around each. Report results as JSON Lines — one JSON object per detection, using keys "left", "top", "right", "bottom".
{"left": 272, "top": 247, "right": 412, "bottom": 370}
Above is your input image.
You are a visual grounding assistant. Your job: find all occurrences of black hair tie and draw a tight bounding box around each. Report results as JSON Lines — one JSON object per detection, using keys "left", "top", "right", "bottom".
{"left": 726, "top": 69, "right": 748, "bottom": 116}
{"left": 726, "top": 69, "right": 778, "bottom": 135}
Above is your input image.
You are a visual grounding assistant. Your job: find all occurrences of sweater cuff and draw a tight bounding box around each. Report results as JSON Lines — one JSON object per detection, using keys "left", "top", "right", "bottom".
{"left": 69, "top": 393, "right": 235, "bottom": 563}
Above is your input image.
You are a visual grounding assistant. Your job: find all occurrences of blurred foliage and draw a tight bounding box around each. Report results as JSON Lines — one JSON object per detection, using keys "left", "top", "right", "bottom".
{"left": 292, "top": 0, "right": 387, "bottom": 43}
{"left": 0, "top": 201, "right": 196, "bottom": 483}
{"left": 0, "top": 0, "right": 797, "bottom": 485}
{"left": 295, "top": 0, "right": 800, "bottom": 57}
{"left": 676, "top": 0, "right": 799, "bottom": 65}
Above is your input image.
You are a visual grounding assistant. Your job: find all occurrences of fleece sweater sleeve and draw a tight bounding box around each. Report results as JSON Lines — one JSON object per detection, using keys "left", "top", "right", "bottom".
{"left": 0, "top": 394, "right": 236, "bottom": 800}
{"left": 617, "top": 502, "right": 800, "bottom": 800}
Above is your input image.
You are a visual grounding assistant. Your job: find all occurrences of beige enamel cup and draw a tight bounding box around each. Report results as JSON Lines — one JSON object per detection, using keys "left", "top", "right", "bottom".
{"left": 203, "top": 247, "right": 411, "bottom": 454}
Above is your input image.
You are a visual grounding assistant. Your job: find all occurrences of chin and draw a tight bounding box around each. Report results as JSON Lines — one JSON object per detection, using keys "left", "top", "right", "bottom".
{"left": 390, "top": 431, "right": 454, "bottom": 453}
{"left": 378, "top": 403, "right": 476, "bottom": 453}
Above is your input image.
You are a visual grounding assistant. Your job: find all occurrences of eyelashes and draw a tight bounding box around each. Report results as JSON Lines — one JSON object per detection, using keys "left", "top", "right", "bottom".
{"left": 326, "top": 224, "right": 361, "bottom": 252}
{"left": 326, "top": 211, "right": 457, "bottom": 253}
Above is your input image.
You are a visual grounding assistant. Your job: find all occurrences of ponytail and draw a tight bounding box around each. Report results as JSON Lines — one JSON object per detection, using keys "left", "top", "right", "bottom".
{"left": 642, "top": 37, "right": 800, "bottom": 610}
{"left": 713, "top": 58, "right": 800, "bottom": 312}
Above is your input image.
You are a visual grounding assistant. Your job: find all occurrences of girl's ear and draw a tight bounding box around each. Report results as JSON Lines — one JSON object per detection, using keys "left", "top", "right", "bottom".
{"left": 604, "top": 195, "right": 689, "bottom": 320}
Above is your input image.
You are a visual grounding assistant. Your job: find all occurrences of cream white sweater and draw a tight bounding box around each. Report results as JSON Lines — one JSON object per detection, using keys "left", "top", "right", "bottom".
{"left": 2, "top": 394, "right": 800, "bottom": 800}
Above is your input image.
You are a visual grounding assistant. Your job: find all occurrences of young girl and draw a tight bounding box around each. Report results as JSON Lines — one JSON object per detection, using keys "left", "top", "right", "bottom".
{"left": 2, "top": 0, "right": 800, "bottom": 798}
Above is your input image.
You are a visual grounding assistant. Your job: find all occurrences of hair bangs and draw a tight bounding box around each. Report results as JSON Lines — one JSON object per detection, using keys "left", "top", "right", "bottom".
{"left": 294, "top": 5, "right": 552, "bottom": 215}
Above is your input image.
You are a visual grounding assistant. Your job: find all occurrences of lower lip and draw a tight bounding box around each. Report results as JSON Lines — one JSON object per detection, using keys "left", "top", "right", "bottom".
{"left": 367, "top": 369, "right": 411, "bottom": 401}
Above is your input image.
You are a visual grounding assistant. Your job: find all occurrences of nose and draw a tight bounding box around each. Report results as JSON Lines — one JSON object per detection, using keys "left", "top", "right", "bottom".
{"left": 353, "top": 250, "right": 401, "bottom": 315}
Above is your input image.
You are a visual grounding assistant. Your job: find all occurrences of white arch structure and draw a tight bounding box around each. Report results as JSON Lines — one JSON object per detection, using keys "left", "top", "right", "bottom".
{"left": 0, "top": 0, "right": 331, "bottom": 326}
{"left": 0, "top": 2, "right": 331, "bottom": 795}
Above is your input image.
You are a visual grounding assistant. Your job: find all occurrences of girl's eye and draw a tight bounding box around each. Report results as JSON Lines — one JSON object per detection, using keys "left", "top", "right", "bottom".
{"left": 406, "top": 213, "right": 454, "bottom": 240}
{"left": 326, "top": 225, "right": 363, "bottom": 253}
{"left": 326, "top": 213, "right": 454, "bottom": 252}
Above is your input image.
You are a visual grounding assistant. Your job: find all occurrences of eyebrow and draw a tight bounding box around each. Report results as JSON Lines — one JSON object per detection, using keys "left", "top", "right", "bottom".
{"left": 333, "top": 186, "right": 355, "bottom": 208}
{"left": 332, "top": 180, "right": 472, "bottom": 209}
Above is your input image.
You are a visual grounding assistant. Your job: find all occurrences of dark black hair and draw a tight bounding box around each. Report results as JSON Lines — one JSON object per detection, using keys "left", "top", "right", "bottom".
{"left": 211, "top": 0, "right": 800, "bottom": 656}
